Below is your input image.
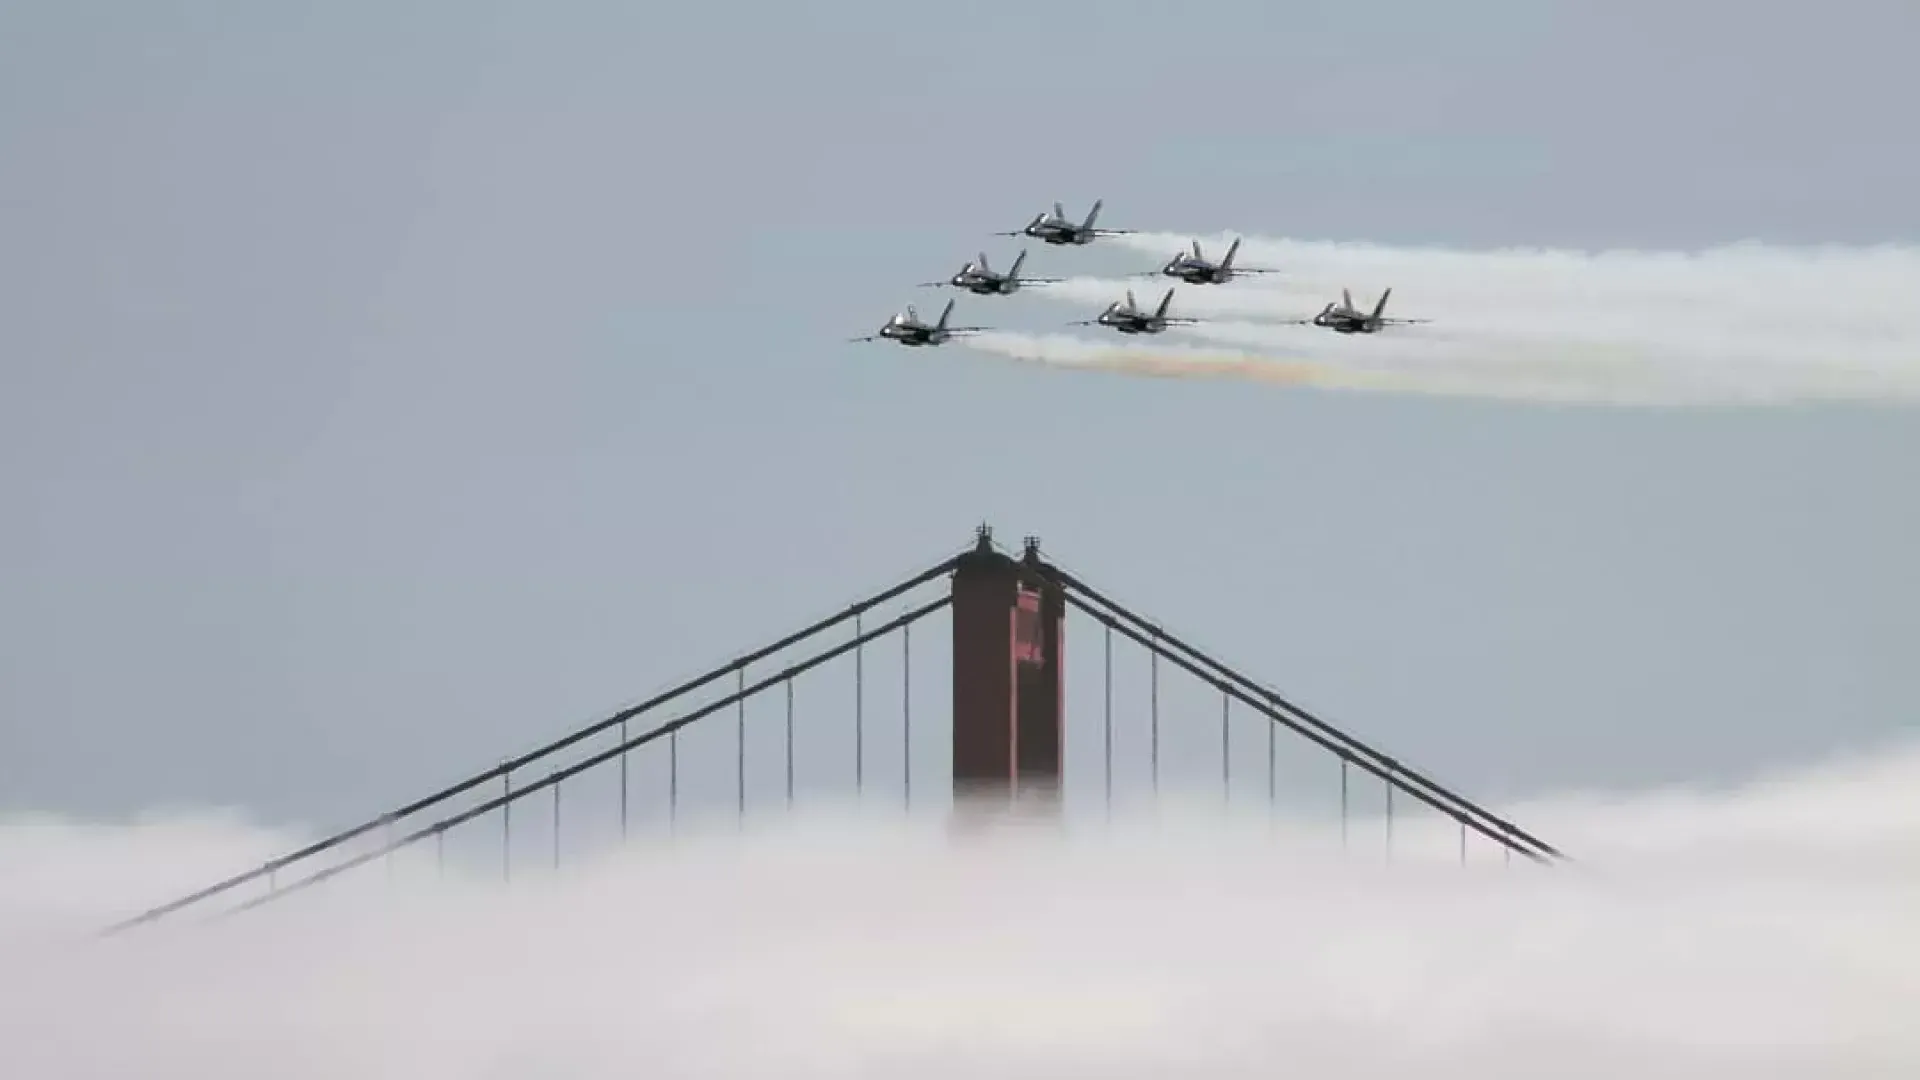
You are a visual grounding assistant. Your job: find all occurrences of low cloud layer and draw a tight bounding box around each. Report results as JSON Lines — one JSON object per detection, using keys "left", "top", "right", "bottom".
{"left": 5, "top": 741, "right": 1918, "bottom": 1078}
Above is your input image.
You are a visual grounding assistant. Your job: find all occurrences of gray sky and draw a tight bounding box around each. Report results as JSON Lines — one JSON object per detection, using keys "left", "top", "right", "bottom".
{"left": 4, "top": 1, "right": 1918, "bottom": 834}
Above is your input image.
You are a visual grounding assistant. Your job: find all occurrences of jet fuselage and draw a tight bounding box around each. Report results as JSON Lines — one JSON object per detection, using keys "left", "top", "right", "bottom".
{"left": 1027, "top": 224, "right": 1092, "bottom": 245}
{"left": 1312, "top": 313, "right": 1373, "bottom": 334}
{"left": 1162, "top": 262, "right": 1224, "bottom": 284}
{"left": 950, "top": 274, "right": 1015, "bottom": 295}
{"left": 879, "top": 323, "right": 941, "bottom": 345}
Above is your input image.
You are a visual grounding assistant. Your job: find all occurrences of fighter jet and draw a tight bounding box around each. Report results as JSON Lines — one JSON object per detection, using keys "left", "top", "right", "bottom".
{"left": 848, "top": 298, "right": 990, "bottom": 347}
{"left": 1140, "top": 238, "right": 1279, "bottom": 285}
{"left": 918, "top": 250, "right": 1061, "bottom": 296}
{"left": 996, "top": 200, "right": 1133, "bottom": 246}
{"left": 1068, "top": 288, "right": 1201, "bottom": 336}
{"left": 1285, "top": 288, "right": 1431, "bottom": 334}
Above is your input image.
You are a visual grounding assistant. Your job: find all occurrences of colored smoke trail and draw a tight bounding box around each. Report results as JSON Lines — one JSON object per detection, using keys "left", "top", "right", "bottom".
{"left": 5, "top": 742, "right": 1920, "bottom": 1077}
{"left": 961, "top": 331, "right": 1796, "bottom": 407}
{"left": 998, "top": 234, "right": 1920, "bottom": 406}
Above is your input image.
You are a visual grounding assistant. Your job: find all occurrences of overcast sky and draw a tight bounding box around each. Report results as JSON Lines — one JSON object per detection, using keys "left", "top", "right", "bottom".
{"left": 4, "top": 1, "right": 1918, "bottom": 838}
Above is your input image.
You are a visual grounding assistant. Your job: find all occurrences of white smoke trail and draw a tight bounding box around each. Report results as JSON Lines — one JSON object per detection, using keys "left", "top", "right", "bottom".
{"left": 6, "top": 742, "right": 1920, "bottom": 1078}
{"left": 960, "top": 329, "right": 1761, "bottom": 407}
{"left": 961, "top": 331, "right": 1353, "bottom": 389}
{"left": 994, "top": 234, "right": 1920, "bottom": 405}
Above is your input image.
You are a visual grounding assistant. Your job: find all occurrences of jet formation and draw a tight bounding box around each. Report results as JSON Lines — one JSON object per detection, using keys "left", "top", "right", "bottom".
{"left": 852, "top": 200, "right": 1430, "bottom": 346}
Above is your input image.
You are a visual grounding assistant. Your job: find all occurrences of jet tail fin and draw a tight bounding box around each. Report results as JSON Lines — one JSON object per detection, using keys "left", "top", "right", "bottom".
{"left": 937, "top": 298, "right": 954, "bottom": 330}
{"left": 1191, "top": 239, "right": 1205, "bottom": 261}
{"left": 975, "top": 251, "right": 992, "bottom": 273}
{"left": 1371, "top": 288, "right": 1392, "bottom": 320}
{"left": 1008, "top": 249, "right": 1027, "bottom": 278}
{"left": 1220, "top": 238, "right": 1240, "bottom": 271}
{"left": 1082, "top": 199, "right": 1103, "bottom": 230}
{"left": 1154, "top": 288, "right": 1175, "bottom": 319}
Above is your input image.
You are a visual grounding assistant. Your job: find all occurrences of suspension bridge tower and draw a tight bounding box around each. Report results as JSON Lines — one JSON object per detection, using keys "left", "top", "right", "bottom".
{"left": 950, "top": 526, "right": 1067, "bottom": 816}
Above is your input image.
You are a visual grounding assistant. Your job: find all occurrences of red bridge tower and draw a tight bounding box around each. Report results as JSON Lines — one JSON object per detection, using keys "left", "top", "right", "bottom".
{"left": 950, "top": 526, "right": 1066, "bottom": 812}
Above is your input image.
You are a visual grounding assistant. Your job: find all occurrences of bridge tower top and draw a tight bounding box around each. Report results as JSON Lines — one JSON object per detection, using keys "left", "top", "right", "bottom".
{"left": 950, "top": 526, "right": 1065, "bottom": 813}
